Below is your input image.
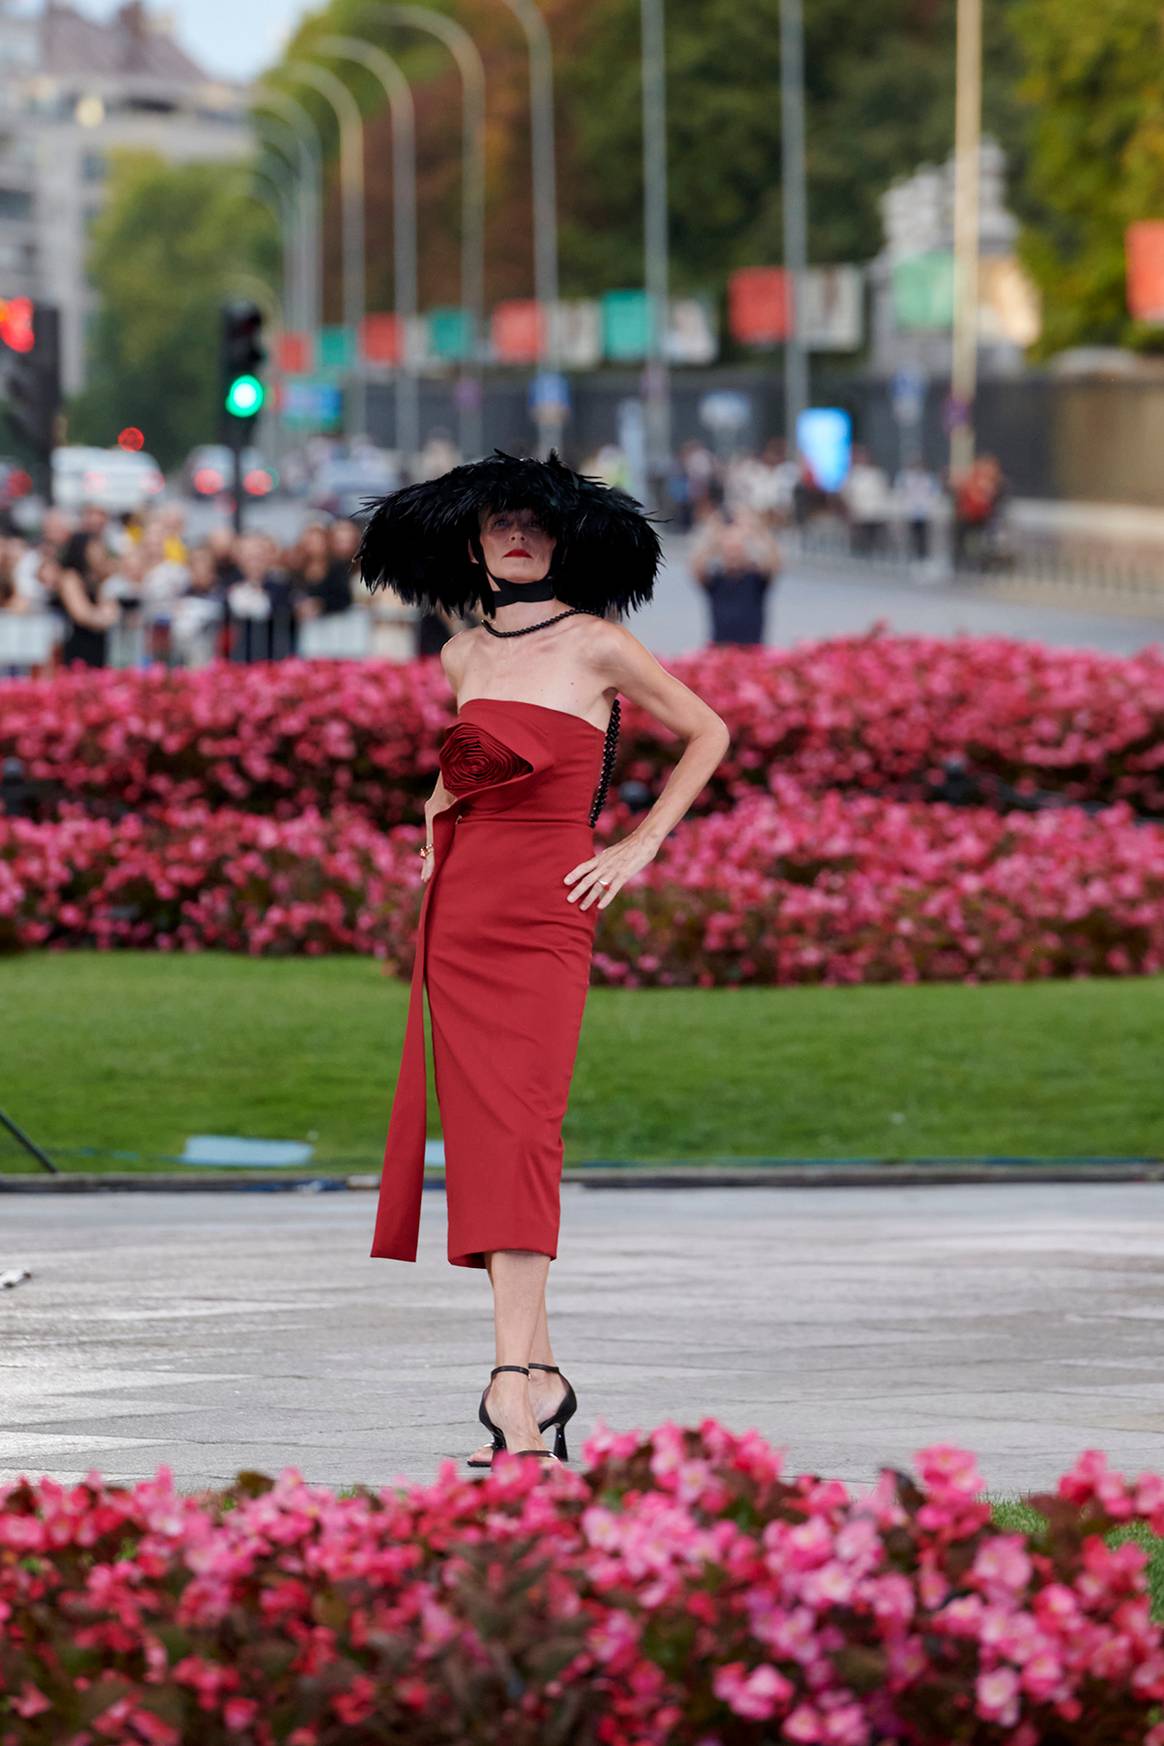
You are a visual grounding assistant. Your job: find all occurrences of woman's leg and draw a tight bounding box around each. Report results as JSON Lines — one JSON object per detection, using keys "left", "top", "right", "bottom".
{"left": 466, "top": 1249, "right": 556, "bottom": 1460}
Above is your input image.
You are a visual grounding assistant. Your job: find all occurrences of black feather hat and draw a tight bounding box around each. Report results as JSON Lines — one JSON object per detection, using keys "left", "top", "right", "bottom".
{"left": 355, "top": 448, "right": 663, "bottom": 619}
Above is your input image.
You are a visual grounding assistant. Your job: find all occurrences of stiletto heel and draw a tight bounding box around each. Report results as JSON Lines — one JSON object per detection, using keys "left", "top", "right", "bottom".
{"left": 528, "top": 1361, "right": 578, "bottom": 1463}
{"left": 466, "top": 1364, "right": 559, "bottom": 1468}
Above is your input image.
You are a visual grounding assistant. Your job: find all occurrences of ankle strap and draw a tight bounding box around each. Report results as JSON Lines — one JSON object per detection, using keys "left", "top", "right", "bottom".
{"left": 490, "top": 1364, "right": 529, "bottom": 1377}
{"left": 527, "top": 1362, "right": 560, "bottom": 1373}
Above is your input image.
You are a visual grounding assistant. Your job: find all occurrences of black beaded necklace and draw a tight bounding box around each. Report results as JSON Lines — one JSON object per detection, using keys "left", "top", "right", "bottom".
{"left": 478, "top": 605, "right": 620, "bottom": 827}
{"left": 480, "top": 607, "right": 581, "bottom": 637}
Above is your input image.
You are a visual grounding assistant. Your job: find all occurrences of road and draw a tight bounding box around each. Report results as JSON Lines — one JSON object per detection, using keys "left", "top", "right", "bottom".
{"left": 3, "top": 1182, "right": 1163, "bottom": 1497}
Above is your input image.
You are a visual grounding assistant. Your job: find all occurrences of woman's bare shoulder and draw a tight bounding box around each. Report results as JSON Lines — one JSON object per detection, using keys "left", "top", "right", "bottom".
{"left": 439, "top": 626, "right": 477, "bottom": 689}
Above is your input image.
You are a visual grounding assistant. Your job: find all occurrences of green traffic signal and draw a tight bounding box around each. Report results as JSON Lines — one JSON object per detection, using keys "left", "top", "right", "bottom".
{"left": 225, "top": 373, "right": 264, "bottom": 418}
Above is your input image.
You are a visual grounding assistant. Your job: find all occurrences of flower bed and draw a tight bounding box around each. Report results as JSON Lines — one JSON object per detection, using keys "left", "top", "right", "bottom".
{"left": 3, "top": 1426, "right": 1164, "bottom": 1745}
{"left": 4, "top": 632, "right": 1164, "bottom": 821}
{"left": 2, "top": 784, "right": 1162, "bottom": 983}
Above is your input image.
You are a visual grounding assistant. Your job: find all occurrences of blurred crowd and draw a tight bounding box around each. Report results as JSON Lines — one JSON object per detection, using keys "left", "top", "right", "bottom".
{"left": 0, "top": 503, "right": 364, "bottom": 669}
{"left": 0, "top": 438, "right": 1010, "bottom": 674}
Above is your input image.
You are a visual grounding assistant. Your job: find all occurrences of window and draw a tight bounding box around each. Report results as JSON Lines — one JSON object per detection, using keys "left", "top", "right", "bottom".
{"left": 0, "top": 187, "right": 32, "bottom": 220}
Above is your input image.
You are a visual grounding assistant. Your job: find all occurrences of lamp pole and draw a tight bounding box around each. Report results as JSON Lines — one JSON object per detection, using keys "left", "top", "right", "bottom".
{"left": 366, "top": 3, "right": 486, "bottom": 458}
{"left": 251, "top": 87, "right": 323, "bottom": 338}
{"left": 950, "top": 0, "right": 982, "bottom": 476}
{"left": 497, "top": 0, "right": 561, "bottom": 456}
{"left": 640, "top": 0, "right": 671, "bottom": 498}
{"left": 285, "top": 60, "right": 367, "bottom": 437}
{"left": 253, "top": 131, "right": 307, "bottom": 330}
{"left": 779, "top": 0, "right": 809, "bottom": 456}
{"left": 315, "top": 36, "right": 419, "bottom": 475}
{"left": 247, "top": 162, "right": 299, "bottom": 329}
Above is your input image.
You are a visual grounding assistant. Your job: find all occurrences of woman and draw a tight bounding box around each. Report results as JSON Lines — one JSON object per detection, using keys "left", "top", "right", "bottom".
{"left": 359, "top": 449, "right": 730, "bottom": 1469}
{"left": 56, "top": 532, "right": 120, "bottom": 669}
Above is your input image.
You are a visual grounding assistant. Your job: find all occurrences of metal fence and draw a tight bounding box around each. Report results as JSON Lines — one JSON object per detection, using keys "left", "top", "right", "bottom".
{"left": 0, "top": 604, "right": 392, "bottom": 678}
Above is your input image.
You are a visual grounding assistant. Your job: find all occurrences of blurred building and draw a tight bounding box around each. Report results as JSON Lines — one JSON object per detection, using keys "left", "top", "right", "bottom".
{"left": 0, "top": 0, "right": 249, "bottom": 393}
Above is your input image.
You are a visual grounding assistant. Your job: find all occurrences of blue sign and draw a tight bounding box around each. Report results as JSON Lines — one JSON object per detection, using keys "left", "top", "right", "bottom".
{"left": 797, "top": 407, "right": 852, "bottom": 492}
{"left": 283, "top": 377, "right": 343, "bottom": 428}
{"left": 528, "top": 371, "right": 571, "bottom": 414}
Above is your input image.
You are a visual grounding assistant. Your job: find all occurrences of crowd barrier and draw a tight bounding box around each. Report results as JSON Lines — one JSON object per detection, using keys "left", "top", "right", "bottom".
{"left": 0, "top": 604, "right": 394, "bottom": 676}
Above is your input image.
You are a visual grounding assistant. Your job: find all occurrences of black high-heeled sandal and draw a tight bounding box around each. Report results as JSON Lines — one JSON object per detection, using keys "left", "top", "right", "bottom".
{"left": 466, "top": 1365, "right": 559, "bottom": 1469}
{"left": 528, "top": 1361, "right": 578, "bottom": 1463}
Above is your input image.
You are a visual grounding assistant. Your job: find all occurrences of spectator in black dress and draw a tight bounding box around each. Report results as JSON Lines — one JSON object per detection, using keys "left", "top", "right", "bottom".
{"left": 56, "top": 532, "right": 121, "bottom": 668}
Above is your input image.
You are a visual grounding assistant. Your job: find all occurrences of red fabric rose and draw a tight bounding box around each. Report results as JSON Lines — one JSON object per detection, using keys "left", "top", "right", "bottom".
{"left": 439, "top": 721, "right": 531, "bottom": 796}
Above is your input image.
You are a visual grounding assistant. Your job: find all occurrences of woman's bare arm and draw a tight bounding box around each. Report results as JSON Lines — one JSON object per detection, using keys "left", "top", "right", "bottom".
{"left": 415, "top": 633, "right": 466, "bottom": 877}
{"left": 561, "top": 621, "right": 730, "bottom": 910}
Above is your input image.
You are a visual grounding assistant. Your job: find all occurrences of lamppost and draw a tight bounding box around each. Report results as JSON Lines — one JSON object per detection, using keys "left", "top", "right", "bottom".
{"left": 497, "top": 0, "right": 561, "bottom": 456}
{"left": 950, "top": 0, "right": 982, "bottom": 475}
{"left": 251, "top": 87, "right": 323, "bottom": 338}
{"left": 284, "top": 60, "right": 367, "bottom": 437}
{"left": 252, "top": 135, "right": 306, "bottom": 331}
{"left": 365, "top": 3, "right": 486, "bottom": 458}
{"left": 315, "top": 35, "right": 419, "bottom": 474}
{"left": 640, "top": 0, "right": 671, "bottom": 497}
{"left": 779, "top": 0, "right": 809, "bottom": 457}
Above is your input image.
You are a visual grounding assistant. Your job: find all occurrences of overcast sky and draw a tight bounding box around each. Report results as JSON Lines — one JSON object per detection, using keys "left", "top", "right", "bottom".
{"left": 85, "top": 0, "right": 302, "bottom": 83}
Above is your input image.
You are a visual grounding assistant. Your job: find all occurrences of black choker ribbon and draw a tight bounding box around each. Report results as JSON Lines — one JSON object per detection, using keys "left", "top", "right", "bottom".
{"left": 483, "top": 567, "right": 559, "bottom": 608}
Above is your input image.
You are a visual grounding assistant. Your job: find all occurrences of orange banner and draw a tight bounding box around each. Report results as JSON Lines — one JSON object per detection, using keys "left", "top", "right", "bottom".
{"left": 361, "top": 314, "right": 403, "bottom": 364}
{"left": 728, "top": 267, "right": 789, "bottom": 346}
{"left": 1126, "top": 222, "right": 1164, "bottom": 323}
{"left": 491, "top": 299, "right": 543, "bottom": 364}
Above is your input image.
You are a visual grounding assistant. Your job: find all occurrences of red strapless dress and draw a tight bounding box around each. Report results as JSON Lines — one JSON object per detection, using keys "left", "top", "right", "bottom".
{"left": 370, "top": 698, "right": 606, "bottom": 1268}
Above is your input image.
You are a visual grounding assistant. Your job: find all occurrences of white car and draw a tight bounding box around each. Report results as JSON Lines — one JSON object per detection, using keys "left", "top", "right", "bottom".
{"left": 51, "top": 445, "right": 166, "bottom": 514}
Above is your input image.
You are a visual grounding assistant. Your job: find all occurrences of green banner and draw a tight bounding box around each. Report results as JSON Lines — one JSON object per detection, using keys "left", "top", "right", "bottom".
{"left": 892, "top": 252, "right": 954, "bottom": 331}
{"left": 428, "top": 307, "right": 472, "bottom": 361}
{"left": 317, "top": 325, "right": 355, "bottom": 370}
{"left": 601, "top": 289, "right": 652, "bottom": 360}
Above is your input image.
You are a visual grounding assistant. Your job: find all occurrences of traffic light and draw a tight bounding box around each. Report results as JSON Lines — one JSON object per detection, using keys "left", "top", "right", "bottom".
{"left": 1, "top": 300, "right": 61, "bottom": 470}
{"left": 220, "top": 300, "right": 266, "bottom": 428}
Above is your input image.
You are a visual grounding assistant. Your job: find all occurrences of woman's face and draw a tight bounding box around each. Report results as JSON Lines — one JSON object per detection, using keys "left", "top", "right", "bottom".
{"left": 472, "top": 506, "right": 557, "bottom": 585}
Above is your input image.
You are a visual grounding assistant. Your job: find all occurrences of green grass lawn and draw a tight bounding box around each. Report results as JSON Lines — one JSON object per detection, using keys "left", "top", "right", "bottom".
{"left": 1, "top": 953, "right": 1162, "bottom": 1174}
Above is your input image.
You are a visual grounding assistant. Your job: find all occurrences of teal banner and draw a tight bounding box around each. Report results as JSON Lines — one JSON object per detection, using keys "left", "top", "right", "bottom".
{"left": 601, "top": 290, "right": 652, "bottom": 360}
{"left": 428, "top": 307, "right": 472, "bottom": 361}
{"left": 317, "top": 326, "right": 356, "bottom": 370}
{"left": 891, "top": 252, "right": 955, "bottom": 331}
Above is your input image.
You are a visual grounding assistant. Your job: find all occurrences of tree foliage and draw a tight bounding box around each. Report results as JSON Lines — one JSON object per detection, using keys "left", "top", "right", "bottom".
{"left": 1010, "top": 0, "right": 1164, "bottom": 354}
{"left": 266, "top": 0, "right": 1024, "bottom": 312}
{"left": 70, "top": 153, "right": 278, "bottom": 468}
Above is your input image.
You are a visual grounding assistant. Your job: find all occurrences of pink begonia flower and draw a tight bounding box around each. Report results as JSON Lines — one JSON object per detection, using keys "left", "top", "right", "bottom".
{"left": 712, "top": 1660, "right": 794, "bottom": 1720}
{"left": 976, "top": 1664, "right": 1021, "bottom": 1725}
{"left": 971, "top": 1533, "right": 1033, "bottom": 1595}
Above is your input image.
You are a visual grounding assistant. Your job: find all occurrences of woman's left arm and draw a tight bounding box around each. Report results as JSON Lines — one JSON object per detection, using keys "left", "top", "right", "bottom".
{"left": 564, "top": 623, "right": 731, "bottom": 911}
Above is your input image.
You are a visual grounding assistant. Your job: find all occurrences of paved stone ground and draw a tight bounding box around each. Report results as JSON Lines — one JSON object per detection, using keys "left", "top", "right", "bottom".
{"left": 3, "top": 1182, "right": 1163, "bottom": 1498}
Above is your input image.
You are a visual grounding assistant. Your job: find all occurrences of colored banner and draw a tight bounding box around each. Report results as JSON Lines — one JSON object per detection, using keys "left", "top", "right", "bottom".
{"left": 282, "top": 376, "right": 343, "bottom": 428}
{"left": 891, "top": 252, "right": 955, "bottom": 330}
{"left": 317, "top": 325, "right": 356, "bottom": 370}
{"left": 601, "top": 289, "right": 652, "bottom": 360}
{"left": 555, "top": 299, "right": 602, "bottom": 368}
{"left": 977, "top": 257, "right": 1041, "bottom": 346}
{"left": 728, "top": 267, "right": 788, "bottom": 346}
{"left": 799, "top": 266, "right": 863, "bottom": 350}
{"left": 361, "top": 313, "right": 401, "bottom": 365}
{"left": 666, "top": 294, "right": 718, "bottom": 364}
{"left": 1127, "top": 222, "right": 1164, "bottom": 324}
{"left": 276, "top": 331, "right": 312, "bottom": 373}
{"left": 428, "top": 307, "right": 472, "bottom": 361}
{"left": 491, "top": 299, "right": 543, "bottom": 363}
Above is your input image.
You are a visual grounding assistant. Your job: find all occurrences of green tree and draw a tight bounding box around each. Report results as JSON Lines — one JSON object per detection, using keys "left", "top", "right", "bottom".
{"left": 69, "top": 153, "right": 278, "bottom": 469}
{"left": 1011, "top": 0, "right": 1164, "bottom": 354}
{"left": 270, "top": 0, "right": 1023, "bottom": 318}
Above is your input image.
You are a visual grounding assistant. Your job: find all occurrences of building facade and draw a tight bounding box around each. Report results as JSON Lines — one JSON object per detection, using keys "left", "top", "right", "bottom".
{"left": 0, "top": 1, "right": 249, "bottom": 394}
